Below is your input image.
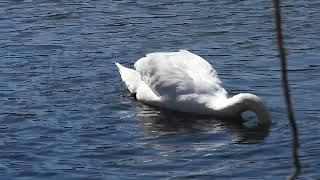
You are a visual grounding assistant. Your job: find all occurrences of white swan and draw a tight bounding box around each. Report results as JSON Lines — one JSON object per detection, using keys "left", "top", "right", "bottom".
{"left": 116, "top": 50, "right": 271, "bottom": 126}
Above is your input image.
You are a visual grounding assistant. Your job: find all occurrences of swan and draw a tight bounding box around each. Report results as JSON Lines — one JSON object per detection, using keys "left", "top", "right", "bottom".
{"left": 115, "top": 50, "right": 271, "bottom": 126}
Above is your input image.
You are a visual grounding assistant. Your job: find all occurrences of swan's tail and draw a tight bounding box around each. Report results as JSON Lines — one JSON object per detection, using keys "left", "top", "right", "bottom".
{"left": 115, "top": 63, "right": 142, "bottom": 94}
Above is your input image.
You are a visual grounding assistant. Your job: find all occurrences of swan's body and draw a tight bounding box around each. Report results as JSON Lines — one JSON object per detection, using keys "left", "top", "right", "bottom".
{"left": 116, "top": 50, "right": 270, "bottom": 126}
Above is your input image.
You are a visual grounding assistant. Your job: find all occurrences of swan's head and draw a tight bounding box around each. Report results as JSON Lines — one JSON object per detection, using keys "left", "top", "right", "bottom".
{"left": 232, "top": 93, "right": 271, "bottom": 127}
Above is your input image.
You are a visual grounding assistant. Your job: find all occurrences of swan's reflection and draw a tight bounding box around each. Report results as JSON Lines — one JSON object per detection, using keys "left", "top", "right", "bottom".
{"left": 134, "top": 101, "right": 270, "bottom": 144}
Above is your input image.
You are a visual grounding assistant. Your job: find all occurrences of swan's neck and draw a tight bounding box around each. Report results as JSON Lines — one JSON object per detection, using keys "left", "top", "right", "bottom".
{"left": 211, "top": 93, "right": 271, "bottom": 126}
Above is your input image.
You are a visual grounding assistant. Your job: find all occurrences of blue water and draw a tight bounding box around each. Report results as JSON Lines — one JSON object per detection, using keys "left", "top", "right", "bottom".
{"left": 1, "top": 0, "right": 319, "bottom": 179}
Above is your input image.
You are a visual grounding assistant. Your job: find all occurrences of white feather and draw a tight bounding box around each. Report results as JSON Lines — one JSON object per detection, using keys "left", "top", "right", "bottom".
{"left": 115, "top": 50, "right": 270, "bottom": 126}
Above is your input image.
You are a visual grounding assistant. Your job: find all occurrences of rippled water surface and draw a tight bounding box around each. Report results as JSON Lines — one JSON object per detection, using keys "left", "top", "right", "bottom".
{"left": 1, "top": 0, "right": 320, "bottom": 179}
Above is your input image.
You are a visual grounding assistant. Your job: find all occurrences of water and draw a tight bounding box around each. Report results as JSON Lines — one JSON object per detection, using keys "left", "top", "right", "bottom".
{"left": 1, "top": 0, "right": 319, "bottom": 179}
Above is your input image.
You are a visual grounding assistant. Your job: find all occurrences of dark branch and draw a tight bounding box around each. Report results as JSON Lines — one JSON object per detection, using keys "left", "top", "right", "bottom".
{"left": 272, "top": 0, "right": 301, "bottom": 179}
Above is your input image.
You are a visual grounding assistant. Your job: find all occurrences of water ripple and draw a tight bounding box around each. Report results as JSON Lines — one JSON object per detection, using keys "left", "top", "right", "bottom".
{"left": 0, "top": 0, "right": 319, "bottom": 179}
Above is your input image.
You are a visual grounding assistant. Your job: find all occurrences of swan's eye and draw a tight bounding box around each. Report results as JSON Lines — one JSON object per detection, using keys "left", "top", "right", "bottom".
{"left": 241, "top": 111, "right": 258, "bottom": 127}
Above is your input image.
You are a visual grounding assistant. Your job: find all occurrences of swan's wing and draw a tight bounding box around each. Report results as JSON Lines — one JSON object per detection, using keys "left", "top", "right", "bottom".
{"left": 134, "top": 50, "right": 227, "bottom": 100}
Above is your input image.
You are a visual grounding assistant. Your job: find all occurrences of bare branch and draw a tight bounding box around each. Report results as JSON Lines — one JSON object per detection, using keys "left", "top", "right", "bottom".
{"left": 272, "top": 0, "right": 301, "bottom": 179}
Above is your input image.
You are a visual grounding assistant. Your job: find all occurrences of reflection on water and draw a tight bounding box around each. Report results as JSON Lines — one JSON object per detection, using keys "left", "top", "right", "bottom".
{"left": 1, "top": 0, "right": 320, "bottom": 178}
{"left": 131, "top": 94, "right": 270, "bottom": 144}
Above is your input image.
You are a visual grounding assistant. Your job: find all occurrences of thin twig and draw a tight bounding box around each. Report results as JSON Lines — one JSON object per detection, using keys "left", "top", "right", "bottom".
{"left": 273, "top": 0, "right": 301, "bottom": 179}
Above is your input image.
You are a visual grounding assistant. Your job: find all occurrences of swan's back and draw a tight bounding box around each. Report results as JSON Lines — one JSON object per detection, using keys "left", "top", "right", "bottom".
{"left": 134, "top": 50, "right": 227, "bottom": 102}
